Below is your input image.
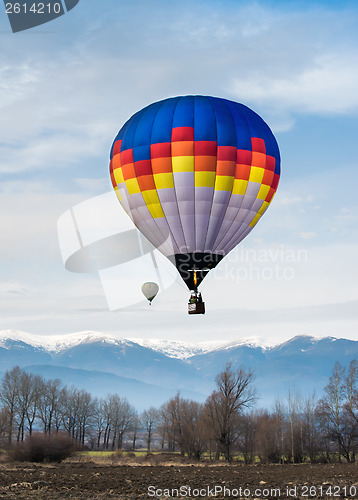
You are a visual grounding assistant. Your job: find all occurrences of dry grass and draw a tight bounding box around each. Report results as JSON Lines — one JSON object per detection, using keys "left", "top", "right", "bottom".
{"left": 69, "top": 450, "right": 204, "bottom": 467}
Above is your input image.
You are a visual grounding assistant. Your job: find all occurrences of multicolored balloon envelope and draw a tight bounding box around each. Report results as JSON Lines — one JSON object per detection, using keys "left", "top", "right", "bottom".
{"left": 110, "top": 96, "right": 280, "bottom": 291}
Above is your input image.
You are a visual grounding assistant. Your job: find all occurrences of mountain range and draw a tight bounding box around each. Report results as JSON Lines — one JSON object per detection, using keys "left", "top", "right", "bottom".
{"left": 0, "top": 330, "right": 357, "bottom": 410}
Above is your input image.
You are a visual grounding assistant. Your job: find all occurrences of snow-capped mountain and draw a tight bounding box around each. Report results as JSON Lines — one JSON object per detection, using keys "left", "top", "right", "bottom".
{"left": 0, "top": 329, "right": 129, "bottom": 353}
{"left": 130, "top": 338, "right": 225, "bottom": 359}
{"left": 0, "top": 330, "right": 357, "bottom": 410}
{"left": 130, "top": 336, "right": 277, "bottom": 359}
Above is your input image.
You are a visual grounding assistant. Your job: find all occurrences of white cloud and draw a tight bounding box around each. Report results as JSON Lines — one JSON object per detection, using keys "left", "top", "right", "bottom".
{"left": 300, "top": 232, "right": 317, "bottom": 240}
{"left": 0, "top": 64, "right": 39, "bottom": 108}
{"left": 0, "top": 182, "right": 92, "bottom": 260}
{"left": 231, "top": 53, "right": 358, "bottom": 118}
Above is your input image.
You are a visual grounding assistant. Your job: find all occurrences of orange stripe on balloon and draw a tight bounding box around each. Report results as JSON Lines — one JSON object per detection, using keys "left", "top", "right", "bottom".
{"left": 151, "top": 157, "right": 173, "bottom": 174}
{"left": 137, "top": 174, "right": 156, "bottom": 192}
{"left": 251, "top": 151, "right": 267, "bottom": 168}
{"left": 262, "top": 170, "right": 274, "bottom": 186}
{"left": 216, "top": 160, "right": 236, "bottom": 177}
{"left": 171, "top": 141, "right": 194, "bottom": 157}
{"left": 235, "top": 164, "right": 251, "bottom": 180}
{"left": 194, "top": 156, "right": 217, "bottom": 172}
{"left": 121, "top": 162, "right": 136, "bottom": 181}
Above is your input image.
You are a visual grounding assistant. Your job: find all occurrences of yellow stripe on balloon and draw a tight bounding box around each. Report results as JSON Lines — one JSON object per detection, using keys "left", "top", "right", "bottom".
{"left": 142, "top": 190, "right": 165, "bottom": 218}
{"left": 250, "top": 200, "right": 270, "bottom": 227}
{"left": 259, "top": 201, "right": 269, "bottom": 215}
{"left": 249, "top": 167, "right": 265, "bottom": 184}
{"left": 257, "top": 184, "right": 271, "bottom": 200}
{"left": 250, "top": 200, "right": 270, "bottom": 228}
{"left": 232, "top": 179, "right": 248, "bottom": 195}
{"left": 153, "top": 172, "right": 174, "bottom": 189}
{"left": 113, "top": 168, "right": 124, "bottom": 185}
{"left": 249, "top": 213, "right": 261, "bottom": 228}
{"left": 125, "top": 178, "right": 141, "bottom": 195}
{"left": 195, "top": 171, "right": 216, "bottom": 188}
{"left": 114, "top": 186, "right": 123, "bottom": 201}
{"left": 215, "top": 175, "right": 234, "bottom": 192}
{"left": 172, "top": 156, "right": 195, "bottom": 172}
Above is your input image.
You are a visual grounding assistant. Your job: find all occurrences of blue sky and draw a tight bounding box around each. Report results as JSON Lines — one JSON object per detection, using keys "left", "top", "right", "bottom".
{"left": 1, "top": 0, "right": 358, "bottom": 344}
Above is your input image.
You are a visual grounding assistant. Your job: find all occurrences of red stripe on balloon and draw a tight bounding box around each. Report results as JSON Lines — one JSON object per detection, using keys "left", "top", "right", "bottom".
{"left": 251, "top": 137, "right": 266, "bottom": 153}
{"left": 120, "top": 149, "right": 134, "bottom": 166}
{"left": 265, "top": 156, "right": 276, "bottom": 172}
{"left": 217, "top": 146, "right": 237, "bottom": 161}
{"left": 237, "top": 149, "right": 252, "bottom": 165}
{"left": 134, "top": 159, "right": 152, "bottom": 177}
{"left": 194, "top": 141, "right": 217, "bottom": 156}
{"left": 271, "top": 174, "right": 280, "bottom": 190}
{"left": 112, "top": 140, "right": 122, "bottom": 156}
{"left": 171, "top": 127, "right": 194, "bottom": 142}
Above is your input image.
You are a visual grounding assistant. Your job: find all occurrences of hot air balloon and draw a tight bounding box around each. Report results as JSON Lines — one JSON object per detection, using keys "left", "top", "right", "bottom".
{"left": 141, "top": 282, "right": 159, "bottom": 305}
{"left": 109, "top": 96, "right": 280, "bottom": 313}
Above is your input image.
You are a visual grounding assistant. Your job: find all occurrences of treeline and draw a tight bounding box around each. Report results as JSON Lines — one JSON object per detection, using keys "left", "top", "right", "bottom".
{"left": 0, "top": 361, "right": 358, "bottom": 463}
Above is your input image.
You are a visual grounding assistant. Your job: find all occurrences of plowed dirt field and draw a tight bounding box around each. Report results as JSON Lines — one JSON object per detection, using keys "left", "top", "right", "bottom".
{"left": 0, "top": 461, "right": 358, "bottom": 499}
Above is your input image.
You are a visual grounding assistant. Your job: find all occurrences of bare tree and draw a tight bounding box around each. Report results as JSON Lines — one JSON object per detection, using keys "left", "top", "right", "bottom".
{"left": 158, "top": 403, "right": 170, "bottom": 450}
{"left": 103, "top": 395, "right": 134, "bottom": 450}
{"left": 131, "top": 412, "right": 140, "bottom": 451}
{"left": 76, "top": 389, "right": 94, "bottom": 445}
{"left": 176, "top": 399, "right": 206, "bottom": 460}
{"left": 25, "top": 375, "right": 44, "bottom": 436}
{"left": 287, "top": 391, "right": 304, "bottom": 463}
{"left": 38, "top": 378, "right": 64, "bottom": 434}
{"left": 0, "top": 407, "right": 9, "bottom": 444}
{"left": 343, "top": 360, "right": 358, "bottom": 461}
{"left": 92, "top": 398, "right": 106, "bottom": 449}
{"left": 205, "top": 363, "right": 256, "bottom": 461}
{"left": 302, "top": 393, "right": 321, "bottom": 463}
{"left": 322, "top": 362, "right": 351, "bottom": 462}
{"left": 15, "top": 371, "right": 43, "bottom": 441}
{"left": 141, "top": 407, "right": 159, "bottom": 451}
{"left": 255, "top": 409, "right": 284, "bottom": 463}
{"left": 0, "top": 366, "right": 22, "bottom": 443}
{"left": 102, "top": 395, "right": 116, "bottom": 450}
{"left": 162, "top": 394, "right": 181, "bottom": 452}
{"left": 62, "top": 386, "right": 80, "bottom": 439}
{"left": 115, "top": 398, "right": 135, "bottom": 450}
{"left": 315, "top": 399, "right": 332, "bottom": 462}
{"left": 236, "top": 411, "right": 257, "bottom": 464}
